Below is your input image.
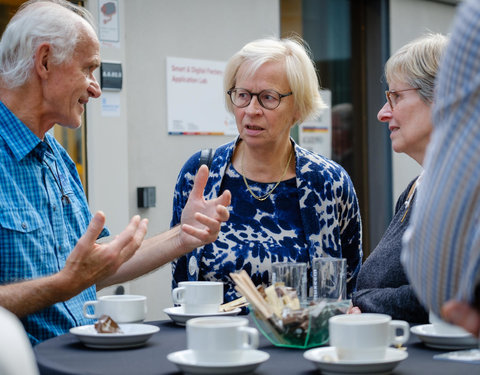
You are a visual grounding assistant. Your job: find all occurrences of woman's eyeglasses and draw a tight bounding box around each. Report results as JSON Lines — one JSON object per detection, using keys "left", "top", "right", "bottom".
{"left": 227, "top": 88, "right": 293, "bottom": 110}
{"left": 385, "top": 88, "right": 420, "bottom": 109}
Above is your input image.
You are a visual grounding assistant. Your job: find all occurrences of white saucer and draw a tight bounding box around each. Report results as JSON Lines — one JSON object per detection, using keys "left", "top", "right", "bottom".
{"left": 163, "top": 306, "right": 241, "bottom": 326}
{"left": 70, "top": 323, "right": 159, "bottom": 349}
{"left": 167, "top": 349, "right": 269, "bottom": 374}
{"left": 303, "top": 347, "right": 408, "bottom": 375}
{"left": 410, "top": 324, "right": 478, "bottom": 350}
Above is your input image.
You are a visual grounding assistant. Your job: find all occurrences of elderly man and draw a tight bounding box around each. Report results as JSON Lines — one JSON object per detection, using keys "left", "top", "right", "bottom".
{"left": 0, "top": 0, "right": 230, "bottom": 345}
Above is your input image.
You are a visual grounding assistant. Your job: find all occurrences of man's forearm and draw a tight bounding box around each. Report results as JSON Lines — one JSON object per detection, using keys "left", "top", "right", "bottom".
{"left": 0, "top": 272, "right": 75, "bottom": 318}
{"left": 97, "top": 225, "right": 185, "bottom": 290}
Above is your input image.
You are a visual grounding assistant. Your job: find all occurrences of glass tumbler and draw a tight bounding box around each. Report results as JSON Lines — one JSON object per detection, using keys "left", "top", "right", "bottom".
{"left": 312, "top": 257, "right": 346, "bottom": 300}
{"left": 271, "top": 262, "right": 308, "bottom": 303}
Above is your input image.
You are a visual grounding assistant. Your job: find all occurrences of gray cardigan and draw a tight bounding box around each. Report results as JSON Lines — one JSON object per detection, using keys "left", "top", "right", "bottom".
{"left": 352, "top": 177, "right": 429, "bottom": 323}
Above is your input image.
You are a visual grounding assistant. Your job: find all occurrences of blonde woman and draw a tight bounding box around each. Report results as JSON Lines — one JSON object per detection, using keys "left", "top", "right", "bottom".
{"left": 171, "top": 37, "right": 362, "bottom": 304}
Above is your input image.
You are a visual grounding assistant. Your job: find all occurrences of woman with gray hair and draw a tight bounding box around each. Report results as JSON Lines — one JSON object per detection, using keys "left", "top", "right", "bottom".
{"left": 171, "top": 37, "right": 362, "bottom": 304}
{"left": 351, "top": 33, "right": 448, "bottom": 322}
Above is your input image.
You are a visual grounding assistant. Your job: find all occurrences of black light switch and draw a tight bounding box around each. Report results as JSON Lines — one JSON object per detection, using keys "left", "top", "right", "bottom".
{"left": 137, "top": 186, "right": 156, "bottom": 208}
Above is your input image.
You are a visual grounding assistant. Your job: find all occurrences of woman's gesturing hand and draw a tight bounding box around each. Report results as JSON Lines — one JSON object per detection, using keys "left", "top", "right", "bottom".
{"left": 179, "top": 164, "right": 231, "bottom": 250}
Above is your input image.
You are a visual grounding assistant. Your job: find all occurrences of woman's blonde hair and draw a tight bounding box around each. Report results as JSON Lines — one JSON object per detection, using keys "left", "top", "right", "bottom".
{"left": 385, "top": 33, "right": 448, "bottom": 104}
{"left": 224, "top": 37, "right": 326, "bottom": 124}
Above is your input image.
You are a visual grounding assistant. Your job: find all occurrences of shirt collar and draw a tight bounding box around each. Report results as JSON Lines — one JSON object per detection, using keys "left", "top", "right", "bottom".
{"left": 0, "top": 100, "right": 42, "bottom": 161}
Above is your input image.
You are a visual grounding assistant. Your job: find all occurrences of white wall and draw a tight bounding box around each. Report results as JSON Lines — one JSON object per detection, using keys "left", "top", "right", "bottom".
{"left": 85, "top": 0, "right": 280, "bottom": 320}
{"left": 389, "top": 0, "right": 456, "bottom": 202}
{"left": 85, "top": 0, "right": 132, "bottom": 296}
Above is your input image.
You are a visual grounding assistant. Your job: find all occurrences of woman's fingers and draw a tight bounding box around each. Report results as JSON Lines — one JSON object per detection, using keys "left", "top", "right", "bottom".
{"left": 189, "top": 164, "right": 209, "bottom": 200}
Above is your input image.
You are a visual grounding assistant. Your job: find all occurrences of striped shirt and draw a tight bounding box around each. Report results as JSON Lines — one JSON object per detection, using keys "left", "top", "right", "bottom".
{"left": 0, "top": 100, "right": 108, "bottom": 344}
{"left": 402, "top": 0, "right": 480, "bottom": 313}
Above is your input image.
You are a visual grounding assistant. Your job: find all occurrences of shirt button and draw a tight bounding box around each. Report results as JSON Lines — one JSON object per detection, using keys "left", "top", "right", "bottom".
{"left": 188, "top": 256, "right": 198, "bottom": 277}
{"left": 52, "top": 205, "right": 57, "bottom": 211}
{"left": 21, "top": 222, "right": 27, "bottom": 230}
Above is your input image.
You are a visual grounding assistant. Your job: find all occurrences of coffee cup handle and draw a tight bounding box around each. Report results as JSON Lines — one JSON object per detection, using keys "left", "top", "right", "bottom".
{"left": 389, "top": 320, "right": 410, "bottom": 346}
{"left": 83, "top": 301, "right": 98, "bottom": 319}
{"left": 172, "top": 287, "right": 186, "bottom": 304}
{"left": 238, "top": 326, "right": 259, "bottom": 350}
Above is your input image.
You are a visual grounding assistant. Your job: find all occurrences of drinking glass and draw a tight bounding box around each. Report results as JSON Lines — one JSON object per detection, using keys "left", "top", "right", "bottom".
{"left": 271, "top": 262, "right": 307, "bottom": 303}
{"left": 312, "top": 257, "right": 346, "bottom": 300}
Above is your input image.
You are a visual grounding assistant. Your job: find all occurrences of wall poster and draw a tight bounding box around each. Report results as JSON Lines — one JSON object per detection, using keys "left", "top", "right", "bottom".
{"left": 166, "top": 57, "right": 236, "bottom": 135}
{"left": 98, "top": 0, "right": 120, "bottom": 48}
{"left": 298, "top": 89, "right": 332, "bottom": 158}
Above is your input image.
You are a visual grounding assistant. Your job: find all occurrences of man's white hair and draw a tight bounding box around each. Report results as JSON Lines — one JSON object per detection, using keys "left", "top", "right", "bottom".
{"left": 0, "top": 0, "right": 96, "bottom": 88}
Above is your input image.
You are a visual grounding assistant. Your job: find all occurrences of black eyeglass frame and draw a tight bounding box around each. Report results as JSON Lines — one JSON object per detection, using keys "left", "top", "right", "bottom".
{"left": 227, "top": 88, "right": 293, "bottom": 110}
{"left": 385, "top": 87, "right": 420, "bottom": 109}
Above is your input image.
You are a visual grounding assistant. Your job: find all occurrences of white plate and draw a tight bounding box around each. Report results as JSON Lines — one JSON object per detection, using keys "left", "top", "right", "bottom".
{"left": 167, "top": 349, "right": 269, "bottom": 374}
{"left": 303, "top": 347, "right": 408, "bottom": 375}
{"left": 410, "top": 324, "right": 478, "bottom": 350}
{"left": 163, "top": 306, "right": 241, "bottom": 326}
{"left": 70, "top": 323, "right": 159, "bottom": 349}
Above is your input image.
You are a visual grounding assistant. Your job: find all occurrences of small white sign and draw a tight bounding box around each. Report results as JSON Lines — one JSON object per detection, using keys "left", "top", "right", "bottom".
{"left": 299, "top": 90, "right": 332, "bottom": 157}
{"left": 101, "top": 92, "right": 120, "bottom": 117}
{"left": 98, "top": 0, "right": 120, "bottom": 48}
{"left": 166, "top": 57, "right": 236, "bottom": 135}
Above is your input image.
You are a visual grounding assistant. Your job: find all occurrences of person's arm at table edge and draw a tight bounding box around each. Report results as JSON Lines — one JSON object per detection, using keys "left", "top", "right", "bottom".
{"left": 0, "top": 166, "right": 230, "bottom": 316}
{"left": 0, "top": 273, "right": 77, "bottom": 318}
{"left": 96, "top": 217, "right": 223, "bottom": 289}
{"left": 0, "top": 212, "right": 148, "bottom": 318}
{"left": 97, "top": 165, "right": 231, "bottom": 289}
{"left": 442, "top": 290, "right": 480, "bottom": 337}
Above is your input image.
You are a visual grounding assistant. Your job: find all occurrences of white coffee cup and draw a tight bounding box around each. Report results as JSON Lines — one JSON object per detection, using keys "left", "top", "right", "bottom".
{"left": 172, "top": 281, "right": 223, "bottom": 314}
{"left": 187, "top": 317, "right": 259, "bottom": 363}
{"left": 329, "top": 313, "right": 410, "bottom": 361}
{"left": 83, "top": 295, "right": 147, "bottom": 323}
{"left": 429, "top": 310, "right": 469, "bottom": 335}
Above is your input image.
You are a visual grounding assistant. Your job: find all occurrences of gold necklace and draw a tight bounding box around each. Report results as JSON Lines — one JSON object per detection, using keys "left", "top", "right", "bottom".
{"left": 241, "top": 147, "right": 294, "bottom": 201}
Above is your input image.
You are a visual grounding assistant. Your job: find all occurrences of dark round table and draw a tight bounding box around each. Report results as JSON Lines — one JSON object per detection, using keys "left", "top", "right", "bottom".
{"left": 34, "top": 319, "right": 479, "bottom": 374}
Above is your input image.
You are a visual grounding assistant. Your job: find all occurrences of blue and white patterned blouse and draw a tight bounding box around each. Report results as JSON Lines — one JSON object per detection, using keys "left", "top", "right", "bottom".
{"left": 0, "top": 101, "right": 109, "bottom": 344}
{"left": 171, "top": 138, "right": 362, "bottom": 303}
